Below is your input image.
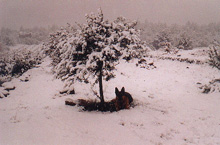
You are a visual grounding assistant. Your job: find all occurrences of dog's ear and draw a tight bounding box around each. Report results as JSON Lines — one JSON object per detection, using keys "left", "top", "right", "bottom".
{"left": 121, "top": 87, "right": 125, "bottom": 93}
{"left": 115, "top": 87, "right": 119, "bottom": 95}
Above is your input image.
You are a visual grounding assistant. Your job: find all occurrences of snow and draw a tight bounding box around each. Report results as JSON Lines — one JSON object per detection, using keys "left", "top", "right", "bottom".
{"left": 1, "top": 48, "right": 220, "bottom": 145}
{"left": 2, "top": 82, "right": 16, "bottom": 91}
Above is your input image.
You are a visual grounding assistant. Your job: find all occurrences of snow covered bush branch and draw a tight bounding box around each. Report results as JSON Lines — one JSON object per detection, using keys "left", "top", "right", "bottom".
{"left": 209, "top": 44, "right": 220, "bottom": 70}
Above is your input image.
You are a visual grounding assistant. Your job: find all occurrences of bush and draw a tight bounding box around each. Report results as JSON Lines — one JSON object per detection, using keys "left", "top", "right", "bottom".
{"left": 209, "top": 45, "right": 220, "bottom": 70}
{"left": 0, "top": 45, "right": 43, "bottom": 78}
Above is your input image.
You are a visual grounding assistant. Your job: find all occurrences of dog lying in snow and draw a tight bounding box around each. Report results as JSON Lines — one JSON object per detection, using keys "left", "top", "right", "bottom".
{"left": 65, "top": 87, "right": 133, "bottom": 112}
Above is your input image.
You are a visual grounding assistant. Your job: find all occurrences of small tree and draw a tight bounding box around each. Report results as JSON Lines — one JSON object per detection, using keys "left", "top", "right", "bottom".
{"left": 47, "top": 9, "right": 144, "bottom": 105}
{"left": 151, "top": 30, "right": 172, "bottom": 50}
{"left": 176, "top": 32, "right": 193, "bottom": 50}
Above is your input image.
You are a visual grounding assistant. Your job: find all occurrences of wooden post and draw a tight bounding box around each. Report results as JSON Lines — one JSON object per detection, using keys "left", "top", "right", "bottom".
{"left": 97, "top": 61, "right": 104, "bottom": 104}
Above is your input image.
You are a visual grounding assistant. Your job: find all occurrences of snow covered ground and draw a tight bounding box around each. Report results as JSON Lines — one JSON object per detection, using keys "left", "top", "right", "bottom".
{"left": 0, "top": 47, "right": 220, "bottom": 145}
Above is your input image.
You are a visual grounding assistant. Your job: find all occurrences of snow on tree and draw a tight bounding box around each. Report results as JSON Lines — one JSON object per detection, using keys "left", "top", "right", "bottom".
{"left": 151, "top": 30, "right": 172, "bottom": 50}
{"left": 0, "top": 45, "right": 43, "bottom": 80}
{"left": 209, "top": 43, "right": 220, "bottom": 70}
{"left": 174, "top": 32, "right": 193, "bottom": 50}
{"left": 46, "top": 9, "right": 145, "bottom": 105}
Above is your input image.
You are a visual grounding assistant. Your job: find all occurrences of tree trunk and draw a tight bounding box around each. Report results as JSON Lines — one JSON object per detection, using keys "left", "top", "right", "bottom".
{"left": 97, "top": 61, "right": 104, "bottom": 104}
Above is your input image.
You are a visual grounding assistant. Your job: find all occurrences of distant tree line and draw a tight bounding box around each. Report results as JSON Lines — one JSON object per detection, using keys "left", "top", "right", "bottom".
{"left": 0, "top": 25, "right": 59, "bottom": 52}
{"left": 137, "top": 21, "right": 220, "bottom": 50}
{"left": 1, "top": 21, "right": 220, "bottom": 52}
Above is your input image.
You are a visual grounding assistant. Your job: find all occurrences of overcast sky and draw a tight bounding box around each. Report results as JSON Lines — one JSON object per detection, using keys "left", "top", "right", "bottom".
{"left": 1, "top": 0, "right": 220, "bottom": 30}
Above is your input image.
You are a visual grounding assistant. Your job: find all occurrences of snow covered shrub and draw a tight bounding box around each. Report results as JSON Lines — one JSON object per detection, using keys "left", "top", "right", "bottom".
{"left": 151, "top": 30, "right": 172, "bottom": 50}
{"left": 10, "top": 50, "right": 35, "bottom": 76}
{"left": 0, "top": 59, "right": 7, "bottom": 77}
{"left": 46, "top": 9, "right": 144, "bottom": 105}
{"left": 209, "top": 45, "right": 220, "bottom": 70}
{"left": 199, "top": 79, "right": 220, "bottom": 93}
{"left": 0, "top": 46, "right": 43, "bottom": 78}
{"left": 174, "top": 32, "right": 193, "bottom": 50}
{"left": 43, "top": 24, "right": 76, "bottom": 67}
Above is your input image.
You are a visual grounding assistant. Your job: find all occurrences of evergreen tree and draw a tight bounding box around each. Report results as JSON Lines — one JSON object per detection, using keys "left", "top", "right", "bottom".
{"left": 46, "top": 9, "right": 144, "bottom": 103}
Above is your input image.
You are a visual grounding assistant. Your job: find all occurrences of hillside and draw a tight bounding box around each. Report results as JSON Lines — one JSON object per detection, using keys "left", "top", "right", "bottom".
{"left": 0, "top": 46, "right": 220, "bottom": 145}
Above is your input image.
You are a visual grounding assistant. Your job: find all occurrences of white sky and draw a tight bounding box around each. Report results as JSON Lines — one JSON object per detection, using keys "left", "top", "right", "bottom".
{"left": 1, "top": 0, "right": 220, "bottom": 29}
